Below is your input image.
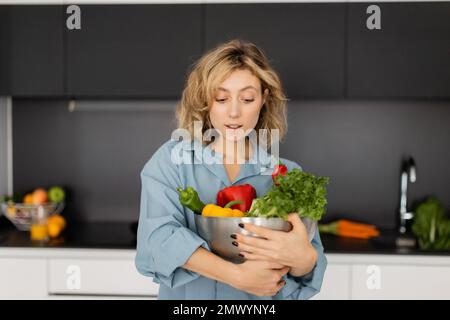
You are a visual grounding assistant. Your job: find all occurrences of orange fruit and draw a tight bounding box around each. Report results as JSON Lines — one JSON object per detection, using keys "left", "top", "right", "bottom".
{"left": 32, "top": 188, "right": 48, "bottom": 205}
{"left": 48, "top": 214, "right": 66, "bottom": 229}
{"left": 23, "top": 193, "right": 33, "bottom": 204}
{"left": 47, "top": 215, "right": 66, "bottom": 238}
{"left": 47, "top": 222, "right": 62, "bottom": 238}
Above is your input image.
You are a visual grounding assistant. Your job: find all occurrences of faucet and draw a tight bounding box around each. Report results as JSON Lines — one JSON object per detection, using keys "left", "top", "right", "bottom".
{"left": 399, "top": 156, "right": 417, "bottom": 234}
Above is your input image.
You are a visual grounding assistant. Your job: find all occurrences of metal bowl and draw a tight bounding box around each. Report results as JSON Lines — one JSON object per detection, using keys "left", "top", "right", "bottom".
{"left": 194, "top": 215, "right": 317, "bottom": 263}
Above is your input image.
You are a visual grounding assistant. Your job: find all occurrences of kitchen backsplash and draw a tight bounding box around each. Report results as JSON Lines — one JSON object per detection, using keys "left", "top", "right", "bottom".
{"left": 12, "top": 98, "right": 450, "bottom": 228}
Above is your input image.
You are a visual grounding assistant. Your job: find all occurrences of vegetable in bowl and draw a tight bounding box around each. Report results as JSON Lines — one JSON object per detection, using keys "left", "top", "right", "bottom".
{"left": 247, "top": 168, "right": 329, "bottom": 221}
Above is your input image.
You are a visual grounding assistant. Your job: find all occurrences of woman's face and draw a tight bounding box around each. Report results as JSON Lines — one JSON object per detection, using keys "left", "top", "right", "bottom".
{"left": 209, "top": 69, "right": 268, "bottom": 142}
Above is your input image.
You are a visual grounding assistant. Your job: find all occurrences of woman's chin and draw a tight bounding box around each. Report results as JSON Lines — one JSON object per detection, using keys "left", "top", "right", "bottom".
{"left": 221, "top": 129, "right": 246, "bottom": 142}
{"left": 223, "top": 134, "right": 246, "bottom": 143}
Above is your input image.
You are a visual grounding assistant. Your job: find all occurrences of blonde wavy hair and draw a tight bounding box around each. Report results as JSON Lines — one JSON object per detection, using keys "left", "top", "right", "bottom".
{"left": 176, "top": 39, "right": 288, "bottom": 146}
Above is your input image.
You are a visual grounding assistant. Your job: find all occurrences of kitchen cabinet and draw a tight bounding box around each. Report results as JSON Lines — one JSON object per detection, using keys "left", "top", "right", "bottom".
{"left": 8, "top": 5, "right": 65, "bottom": 96}
{"left": 3, "top": 3, "right": 449, "bottom": 99}
{"left": 67, "top": 5, "right": 202, "bottom": 98}
{"left": 351, "top": 264, "right": 450, "bottom": 299}
{"left": 347, "top": 2, "right": 450, "bottom": 97}
{"left": 0, "top": 248, "right": 158, "bottom": 299}
{"left": 2, "top": 248, "right": 450, "bottom": 300}
{"left": 204, "top": 3, "right": 346, "bottom": 99}
{"left": 48, "top": 257, "right": 158, "bottom": 296}
{"left": 315, "top": 254, "right": 450, "bottom": 300}
{"left": 0, "top": 258, "right": 48, "bottom": 299}
{"left": 311, "top": 264, "right": 351, "bottom": 300}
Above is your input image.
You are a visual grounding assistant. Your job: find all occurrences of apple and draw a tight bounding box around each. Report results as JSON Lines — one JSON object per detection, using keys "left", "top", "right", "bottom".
{"left": 48, "top": 186, "right": 65, "bottom": 203}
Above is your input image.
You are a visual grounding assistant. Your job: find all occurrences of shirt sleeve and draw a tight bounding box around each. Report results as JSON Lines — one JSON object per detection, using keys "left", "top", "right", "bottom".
{"left": 135, "top": 143, "right": 210, "bottom": 289}
{"left": 278, "top": 226, "right": 328, "bottom": 300}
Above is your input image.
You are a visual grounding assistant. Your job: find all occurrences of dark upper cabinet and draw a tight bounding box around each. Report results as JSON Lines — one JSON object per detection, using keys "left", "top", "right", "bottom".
{"left": 67, "top": 5, "right": 202, "bottom": 98}
{"left": 204, "top": 3, "right": 346, "bottom": 99}
{"left": 0, "top": 6, "right": 11, "bottom": 95}
{"left": 348, "top": 2, "right": 450, "bottom": 98}
{"left": 9, "top": 5, "right": 65, "bottom": 96}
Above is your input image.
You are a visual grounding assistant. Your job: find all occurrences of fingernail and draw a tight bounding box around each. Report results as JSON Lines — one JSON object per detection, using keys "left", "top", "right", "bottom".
{"left": 230, "top": 234, "right": 237, "bottom": 239}
{"left": 232, "top": 241, "right": 238, "bottom": 247}
{"left": 238, "top": 253, "right": 244, "bottom": 257}
{"left": 238, "top": 223, "right": 244, "bottom": 228}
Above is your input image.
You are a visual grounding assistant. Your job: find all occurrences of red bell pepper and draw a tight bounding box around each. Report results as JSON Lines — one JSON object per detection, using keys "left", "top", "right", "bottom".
{"left": 216, "top": 184, "right": 256, "bottom": 212}
{"left": 272, "top": 161, "right": 288, "bottom": 186}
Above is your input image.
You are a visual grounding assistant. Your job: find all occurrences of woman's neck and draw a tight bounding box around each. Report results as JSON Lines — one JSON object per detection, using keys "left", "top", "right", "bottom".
{"left": 211, "top": 137, "right": 252, "bottom": 165}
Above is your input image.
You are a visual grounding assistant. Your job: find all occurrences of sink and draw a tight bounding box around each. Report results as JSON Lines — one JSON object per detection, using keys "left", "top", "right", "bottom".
{"left": 370, "top": 230, "right": 417, "bottom": 250}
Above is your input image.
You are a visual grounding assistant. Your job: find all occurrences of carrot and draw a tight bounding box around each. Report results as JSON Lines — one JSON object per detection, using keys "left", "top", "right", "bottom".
{"left": 319, "top": 219, "right": 380, "bottom": 239}
{"left": 338, "top": 219, "right": 378, "bottom": 231}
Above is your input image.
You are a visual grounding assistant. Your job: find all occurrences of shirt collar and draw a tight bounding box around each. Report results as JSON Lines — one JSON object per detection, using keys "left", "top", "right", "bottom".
{"left": 179, "top": 138, "right": 277, "bottom": 186}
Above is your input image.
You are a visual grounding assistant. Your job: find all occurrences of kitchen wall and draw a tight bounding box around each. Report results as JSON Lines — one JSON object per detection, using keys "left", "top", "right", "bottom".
{"left": 12, "top": 98, "right": 450, "bottom": 228}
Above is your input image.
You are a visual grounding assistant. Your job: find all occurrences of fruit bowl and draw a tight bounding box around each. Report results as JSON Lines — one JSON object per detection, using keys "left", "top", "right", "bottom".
{"left": 1, "top": 202, "right": 64, "bottom": 231}
{"left": 194, "top": 215, "right": 317, "bottom": 263}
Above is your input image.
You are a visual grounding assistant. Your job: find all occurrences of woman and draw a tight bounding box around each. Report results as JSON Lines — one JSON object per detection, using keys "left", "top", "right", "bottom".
{"left": 135, "top": 39, "right": 327, "bottom": 300}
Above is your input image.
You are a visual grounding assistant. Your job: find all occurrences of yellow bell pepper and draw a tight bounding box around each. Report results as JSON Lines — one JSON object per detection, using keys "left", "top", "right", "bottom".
{"left": 202, "top": 200, "right": 245, "bottom": 218}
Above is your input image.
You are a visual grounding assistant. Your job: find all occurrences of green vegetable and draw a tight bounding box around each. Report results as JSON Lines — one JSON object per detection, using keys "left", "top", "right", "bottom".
{"left": 412, "top": 197, "right": 450, "bottom": 250}
{"left": 247, "top": 168, "right": 329, "bottom": 221}
{"left": 177, "top": 186, "right": 205, "bottom": 215}
{"left": 0, "top": 194, "right": 21, "bottom": 203}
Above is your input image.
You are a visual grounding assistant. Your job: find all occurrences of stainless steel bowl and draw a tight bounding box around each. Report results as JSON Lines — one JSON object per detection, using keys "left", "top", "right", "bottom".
{"left": 194, "top": 215, "right": 317, "bottom": 263}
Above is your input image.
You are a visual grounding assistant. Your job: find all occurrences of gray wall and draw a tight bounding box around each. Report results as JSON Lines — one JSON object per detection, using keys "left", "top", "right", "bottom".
{"left": 13, "top": 100, "right": 177, "bottom": 223}
{"left": 281, "top": 100, "right": 450, "bottom": 228}
{"left": 12, "top": 99, "right": 450, "bottom": 228}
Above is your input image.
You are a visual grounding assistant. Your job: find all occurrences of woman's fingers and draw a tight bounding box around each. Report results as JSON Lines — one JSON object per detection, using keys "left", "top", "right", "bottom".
{"left": 276, "top": 266, "right": 290, "bottom": 278}
{"left": 235, "top": 233, "right": 277, "bottom": 250}
{"left": 239, "top": 251, "right": 264, "bottom": 261}
{"left": 236, "top": 241, "right": 273, "bottom": 258}
{"left": 276, "top": 279, "right": 287, "bottom": 291}
{"left": 240, "top": 223, "right": 282, "bottom": 240}
{"left": 240, "top": 252, "right": 285, "bottom": 268}
{"left": 287, "top": 213, "right": 304, "bottom": 231}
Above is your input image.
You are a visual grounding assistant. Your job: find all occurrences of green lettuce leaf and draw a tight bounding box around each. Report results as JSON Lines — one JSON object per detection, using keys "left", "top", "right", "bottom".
{"left": 247, "top": 168, "right": 329, "bottom": 221}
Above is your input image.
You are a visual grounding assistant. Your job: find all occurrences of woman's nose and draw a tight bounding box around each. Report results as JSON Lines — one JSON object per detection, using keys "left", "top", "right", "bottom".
{"left": 229, "top": 99, "right": 241, "bottom": 118}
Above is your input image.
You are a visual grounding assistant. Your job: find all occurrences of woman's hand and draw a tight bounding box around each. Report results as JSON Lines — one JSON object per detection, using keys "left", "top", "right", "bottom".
{"left": 229, "top": 260, "right": 290, "bottom": 297}
{"left": 234, "top": 213, "right": 318, "bottom": 277}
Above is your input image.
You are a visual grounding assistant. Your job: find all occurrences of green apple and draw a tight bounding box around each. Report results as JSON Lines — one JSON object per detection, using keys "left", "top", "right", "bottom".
{"left": 48, "top": 186, "right": 65, "bottom": 203}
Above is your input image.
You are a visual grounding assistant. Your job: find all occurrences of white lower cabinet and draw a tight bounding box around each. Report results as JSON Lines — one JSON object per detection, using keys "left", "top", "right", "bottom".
{"left": 318, "top": 254, "right": 450, "bottom": 300}
{"left": 351, "top": 264, "right": 450, "bottom": 300}
{"left": 0, "top": 258, "right": 48, "bottom": 299}
{"left": 48, "top": 258, "right": 159, "bottom": 298}
{"left": 1, "top": 250, "right": 450, "bottom": 299}
{"left": 312, "top": 264, "right": 351, "bottom": 300}
{"left": 0, "top": 248, "right": 158, "bottom": 299}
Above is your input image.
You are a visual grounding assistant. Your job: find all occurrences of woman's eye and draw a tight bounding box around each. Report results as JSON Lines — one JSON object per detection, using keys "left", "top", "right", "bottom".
{"left": 243, "top": 99, "right": 255, "bottom": 103}
{"left": 215, "top": 98, "right": 227, "bottom": 103}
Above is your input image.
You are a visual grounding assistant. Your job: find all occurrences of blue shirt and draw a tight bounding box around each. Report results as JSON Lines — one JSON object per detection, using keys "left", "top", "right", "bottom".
{"left": 135, "top": 139, "right": 327, "bottom": 300}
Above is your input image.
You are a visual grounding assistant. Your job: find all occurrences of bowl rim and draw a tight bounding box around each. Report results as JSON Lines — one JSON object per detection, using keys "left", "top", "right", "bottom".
{"left": 194, "top": 214, "right": 314, "bottom": 222}
{"left": 1, "top": 201, "right": 64, "bottom": 209}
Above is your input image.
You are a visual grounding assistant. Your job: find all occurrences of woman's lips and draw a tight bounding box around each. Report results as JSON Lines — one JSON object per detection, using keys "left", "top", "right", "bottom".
{"left": 225, "top": 124, "right": 243, "bottom": 130}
